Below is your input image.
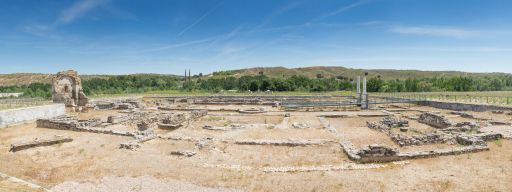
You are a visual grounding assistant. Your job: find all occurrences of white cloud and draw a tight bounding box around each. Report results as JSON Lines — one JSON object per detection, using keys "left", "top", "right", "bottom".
{"left": 389, "top": 25, "right": 479, "bottom": 38}
{"left": 55, "top": 0, "right": 108, "bottom": 25}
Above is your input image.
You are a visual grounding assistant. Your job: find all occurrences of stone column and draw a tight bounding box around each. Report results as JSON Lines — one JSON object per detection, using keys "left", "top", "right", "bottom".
{"left": 357, "top": 76, "right": 362, "bottom": 106}
{"left": 361, "top": 76, "right": 368, "bottom": 109}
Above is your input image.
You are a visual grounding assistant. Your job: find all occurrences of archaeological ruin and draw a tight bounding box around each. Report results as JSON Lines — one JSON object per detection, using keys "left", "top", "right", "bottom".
{"left": 52, "top": 70, "right": 89, "bottom": 107}
{"left": 1, "top": 74, "right": 511, "bottom": 191}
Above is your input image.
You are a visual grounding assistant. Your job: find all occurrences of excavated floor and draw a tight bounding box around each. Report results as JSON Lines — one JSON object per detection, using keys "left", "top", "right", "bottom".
{"left": 0, "top": 102, "right": 511, "bottom": 191}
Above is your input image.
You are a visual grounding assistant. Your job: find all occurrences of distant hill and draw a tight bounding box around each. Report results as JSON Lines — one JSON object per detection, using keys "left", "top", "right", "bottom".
{"left": 0, "top": 73, "right": 111, "bottom": 86}
{"left": 1, "top": 66, "right": 510, "bottom": 86}
{"left": 224, "top": 66, "right": 510, "bottom": 80}
{"left": 0, "top": 73, "right": 181, "bottom": 86}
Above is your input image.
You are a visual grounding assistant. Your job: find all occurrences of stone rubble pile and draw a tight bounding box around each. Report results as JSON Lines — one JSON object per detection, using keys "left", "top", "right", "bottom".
{"left": 367, "top": 116, "right": 408, "bottom": 130}
{"left": 170, "top": 150, "right": 197, "bottom": 157}
{"left": 158, "top": 110, "right": 208, "bottom": 129}
{"left": 291, "top": 122, "right": 310, "bottom": 129}
{"left": 452, "top": 122, "right": 479, "bottom": 132}
{"left": 119, "top": 141, "right": 140, "bottom": 150}
{"left": 136, "top": 116, "right": 158, "bottom": 131}
{"left": 195, "top": 137, "right": 216, "bottom": 151}
{"left": 89, "top": 99, "right": 146, "bottom": 110}
{"left": 418, "top": 112, "right": 453, "bottom": 128}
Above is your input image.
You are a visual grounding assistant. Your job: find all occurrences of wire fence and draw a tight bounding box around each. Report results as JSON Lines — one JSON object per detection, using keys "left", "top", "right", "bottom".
{"left": 0, "top": 98, "right": 52, "bottom": 110}
{"left": 374, "top": 92, "right": 512, "bottom": 106}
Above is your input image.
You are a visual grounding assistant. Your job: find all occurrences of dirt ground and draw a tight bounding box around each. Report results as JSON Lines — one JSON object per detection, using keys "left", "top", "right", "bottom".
{"left": 0, "top": 103, "right": 511, "bottom": 192}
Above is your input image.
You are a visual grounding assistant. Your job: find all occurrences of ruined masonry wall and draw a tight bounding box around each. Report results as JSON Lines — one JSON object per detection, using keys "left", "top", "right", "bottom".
{"left": 416, "top": 100, "right": 512, "bottom": 112}
{"left": 0, "top": 104, "right": 65, "bottom": 128}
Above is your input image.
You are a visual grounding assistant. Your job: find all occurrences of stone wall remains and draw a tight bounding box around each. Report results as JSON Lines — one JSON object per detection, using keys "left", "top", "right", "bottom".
{"left": 416, "top": 100, "right": 512, "bottom": 112}
{"left": 418, "top": 112, "right": 452, "bottom": 128}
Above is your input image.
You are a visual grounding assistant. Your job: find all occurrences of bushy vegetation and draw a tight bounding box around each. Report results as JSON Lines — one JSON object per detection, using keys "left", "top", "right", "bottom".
{"left": 1, "top": 72, "right": 512, "bottom": 99}
{"left": 191, "top": 74, "right": 353, "bottom": 92}
{"left": 367, "top": 76, "right": 512, "bottom": 92}
{"left": 81, "top": 74, "right": 180, "bottom": 95}
{"left": 0, "top": 83, "right": 51, "bottom": 98}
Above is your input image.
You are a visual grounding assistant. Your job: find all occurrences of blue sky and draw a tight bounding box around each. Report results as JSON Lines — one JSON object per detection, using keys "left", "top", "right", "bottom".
{"left": 1, "top": 0, "right": 512, "bottom": 75}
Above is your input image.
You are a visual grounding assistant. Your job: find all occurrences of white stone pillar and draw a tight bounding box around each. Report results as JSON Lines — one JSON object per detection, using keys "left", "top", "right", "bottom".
{"left": 362, "top": 76, "right": 367, "bottom": 94}
{"left": 356, "top": 76, "right": 361, "bottom": 95}
{"left": 362, "top": 76, "right": 368, "bottom": 109}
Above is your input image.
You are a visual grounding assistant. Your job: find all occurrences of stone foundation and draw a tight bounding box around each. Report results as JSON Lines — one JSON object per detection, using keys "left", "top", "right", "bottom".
{"left": 10, "top": 135, "right": 72, "bottom": 152}
{"left": 234, "top": 139, "right": 328, "bottom": 146}
{"left": 37, "top": 115, "right": 135, "bottom": 137}
{"left": 418, "top": 112, "right": 452, "bottom": 128}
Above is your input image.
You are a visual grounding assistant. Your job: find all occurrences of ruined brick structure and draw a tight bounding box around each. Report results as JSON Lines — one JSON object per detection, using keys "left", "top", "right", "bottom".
{"left": 52, "top": 70, "right": 89, "bottom": 106}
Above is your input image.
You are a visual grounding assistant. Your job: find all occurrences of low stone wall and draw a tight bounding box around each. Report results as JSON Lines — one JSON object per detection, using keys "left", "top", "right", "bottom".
{"left": 37, "top": 116, "right": 134, "bottom": 137}
{"left": 0, "top": 104, "right": 65, "bottom": 128}
{"left": 344, "top": 143, "right": 489, "bottom": 163}
{"left": 367, "top": 116, "right": 455, "bottom": 146}
{"left": 418, "top": 112, "right": 452, "bottom": 128}
{"left": 416, "top": 100, "right": 512, "bottom": 112}
{"left": 10, "top": 135, "right": 72, "bottom": 152}
{"left": 234, "top": 139, "right": 328, "bottom": 146}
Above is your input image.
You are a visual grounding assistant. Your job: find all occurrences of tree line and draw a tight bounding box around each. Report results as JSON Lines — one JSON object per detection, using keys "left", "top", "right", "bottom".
{"left": 1, "top": 73, "right": 512, "bottom": 99}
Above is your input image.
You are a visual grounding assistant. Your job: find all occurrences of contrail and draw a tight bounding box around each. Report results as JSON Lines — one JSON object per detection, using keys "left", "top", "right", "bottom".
{"left": 177, "top": 1, "right": 223, "bottom": 37}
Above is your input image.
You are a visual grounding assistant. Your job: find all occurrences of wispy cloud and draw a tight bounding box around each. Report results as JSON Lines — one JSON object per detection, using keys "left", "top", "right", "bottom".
{"left": 255, "top": 0, "right": 306, "bottom": 29}
{"left": 389, "top": 25, "right": 480, "bottom": 38}
{"left": 137, "top": 38, "right": 215, "bottom": 54}
{"left": 405, "top": 46, "right": 512, "bottom": 52}
{"left": 20, "top": 0, "right": 109, "bottom": 39}
{"left": 55, "top": 0, "right": 109, "bottom": 25}
{"left": 309, "top": 0, "right": 369, "bottom": 24}
{"left": 177, "top": 1, "right": 223, "bottom": 37}
{"left": 206, "top": 26, "right": 242, "bottom": 48}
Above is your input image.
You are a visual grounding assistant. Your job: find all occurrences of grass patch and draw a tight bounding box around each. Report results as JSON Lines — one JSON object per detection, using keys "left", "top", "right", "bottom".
{"left": 492, "top": 138, "right": 503, "bottom": 147}
{"left": 204, "top": 116, "right": 223, "bottom": 121}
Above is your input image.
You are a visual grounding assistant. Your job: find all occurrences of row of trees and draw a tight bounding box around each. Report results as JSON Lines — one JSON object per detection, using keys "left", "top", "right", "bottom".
{"left": 367, "top": 76, "right": 512, "bottom": 92}
{"left": 190, "top": 75, "right": 353, "bottom": 92}
{"left": 82, "top": 74, "right": 180, "bottom": 95}
{"left": 2, "top": 73, "right": 512, "bottom": 99}
{"left": 0, "top": 83, "right": 51, "bottom": 98}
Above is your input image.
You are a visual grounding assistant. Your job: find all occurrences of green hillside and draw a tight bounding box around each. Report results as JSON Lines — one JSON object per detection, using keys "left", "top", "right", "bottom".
{"left": 225, "top": 66, "right": 509, "bottom": 80}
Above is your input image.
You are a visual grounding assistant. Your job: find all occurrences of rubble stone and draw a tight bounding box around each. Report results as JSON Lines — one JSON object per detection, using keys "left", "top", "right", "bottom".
{"left": 291, "top": 122, "right": 310, "bottom": 129}
{"left": 107, "top": 115, "right": 130, "bottom": 124}
{"left": 119, "top": 141, "right": 140, "bottom": 150}
{"left": 418, "top": 112, "right": 452, "bottom": 128}
{"left": 450, "top": 111, "right": 474, "bottom": 118}
{"left": 170, "top": 150, "right": 197, "bottom": 157}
